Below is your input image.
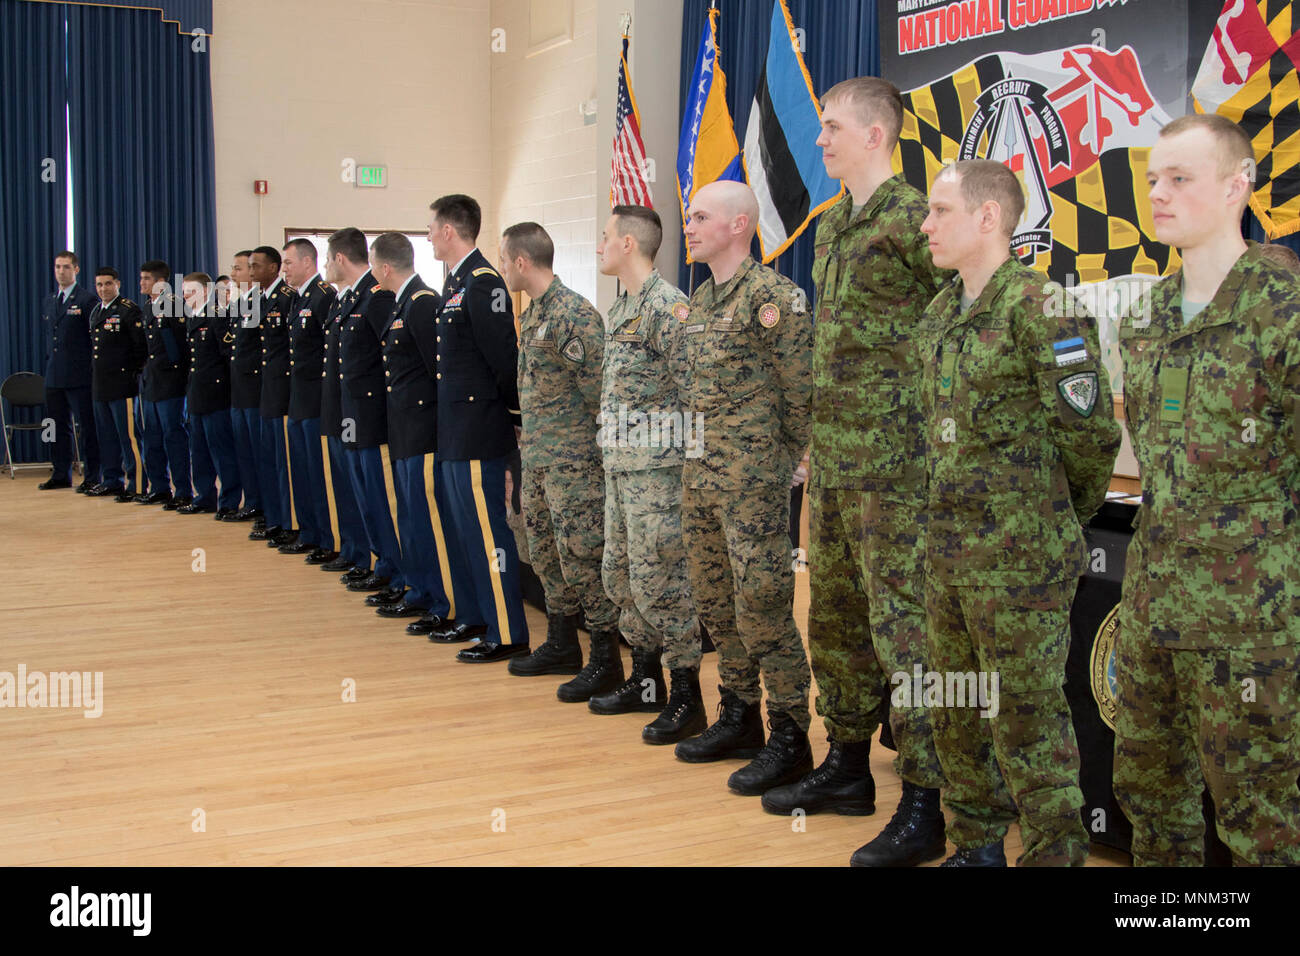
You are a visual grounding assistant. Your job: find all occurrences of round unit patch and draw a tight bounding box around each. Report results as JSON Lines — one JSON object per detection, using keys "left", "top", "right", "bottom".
{"left": 758, "top": 302, "right": 780, "bottom": 328}
{"left": 672, "top": 303, "right": 690, "bottom": 323}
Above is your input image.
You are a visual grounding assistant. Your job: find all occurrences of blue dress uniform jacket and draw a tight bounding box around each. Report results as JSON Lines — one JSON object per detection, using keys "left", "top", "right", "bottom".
{"left": 382, "top": 276, "right": 441, "bottom": 461}
{"left": 187, "top": 301, "right": 233, "bottom": 416}
{"left": 339, "top": 271, "right": 390, "bottom": 449}
{"left": 288, "top": 276, "right": 337, "bottom": 422}
{"left": 141, "top": 293, "right": 190, "bottom": 402}
{"left": 258, "top": 281, "right": 298, "bottom": 418}
{"left": 90, "top": 297, "right": 147, "bottom": 401}
{"left": 230, "top": 290, "right": 264, "bottom": 409}
{"left": 44, "top": 285, "right": 99, "bottom": 389}
{"left": 434, "top": 249, "right": 520, "bottom": 461}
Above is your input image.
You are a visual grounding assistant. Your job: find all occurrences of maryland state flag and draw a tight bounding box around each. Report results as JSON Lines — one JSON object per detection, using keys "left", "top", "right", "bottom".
{"left": 895, "top": 45, "right": 1177, "bottom": 283}
{"left": 1193, "top": 0, "right": 1300, "bottom": 239}
{"left": 677, "top": 6, "right": 744, "bottom": 262}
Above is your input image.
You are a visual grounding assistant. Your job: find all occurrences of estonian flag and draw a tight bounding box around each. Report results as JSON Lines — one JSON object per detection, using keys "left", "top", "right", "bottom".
{"left": 677, "top": 6, "right": 744, "bottom": 263}
{"left": 743, "top": 0, "right": 844, "bottom": 262}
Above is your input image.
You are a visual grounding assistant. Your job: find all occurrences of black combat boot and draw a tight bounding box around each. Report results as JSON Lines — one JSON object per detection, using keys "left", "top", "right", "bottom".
{"left": 849, "top": 781, "right": 947, "bottom": 867}
{"left": 588, "top": 648, "right": 665, "bottom": 714}
{"left": 760, "top": 738, "right": 875, "bottom": 815}
{"left": 940, "top": 842, "right": 1006, "bottom": 867}
{"left": 508, "top": 611, "right": 583, "bottom": 676}
{"left": 726, "top": 713, "right": 814, "bottom": 796}
{"left": 642, "top": 668, "right": 706, "bottom": 745}
{"left": 674, "top": 686, "right": 765, "bottom": 763}
{"left": 557, "top": 627, "right": 625, "bottom": 702}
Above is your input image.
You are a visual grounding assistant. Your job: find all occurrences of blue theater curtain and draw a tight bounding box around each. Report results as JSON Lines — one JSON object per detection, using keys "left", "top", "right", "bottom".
{"left": 0, "top": 0, "right": 69, "bottom": 463}
{"left": 678, "top": 0, "right": 881, "bottom": 300}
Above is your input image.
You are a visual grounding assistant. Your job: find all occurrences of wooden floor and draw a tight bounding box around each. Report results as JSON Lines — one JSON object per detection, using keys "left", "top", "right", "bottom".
{"left": 0, "top": 470, "right": 1126, "bottom": 866}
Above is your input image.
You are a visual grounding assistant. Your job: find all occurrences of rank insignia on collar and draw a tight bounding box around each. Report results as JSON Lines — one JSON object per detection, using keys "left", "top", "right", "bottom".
{"left": 672, "top": 303, "right": 690, "bottom": 323}
{"left": 758, "top": 303, "right": 780, "bottom": 328}
{"left": 561, "top": 337, "right": 585, "bottom": 363}
{"left": 1058, "top": 371, "right": 1098, "bottom": 417}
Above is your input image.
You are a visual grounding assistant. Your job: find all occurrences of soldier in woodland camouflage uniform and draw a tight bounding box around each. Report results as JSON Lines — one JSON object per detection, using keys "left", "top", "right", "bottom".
{"left": 568, "top": 205, "right": 706, "bottom": 743}
{"left": 918, "top": 160, "right": 1120, "bottom": 866}
{"left": 1114, "top": 114, "right": 1300, "bottom": 866}
{"left": 760, "top": 77, "right": 951, "bottom": 869}
{"left": 498, "top": 222, "right": 622, "bottom": 679}
{"left": 672, "top": 181, "right": 815, "bottom": 797}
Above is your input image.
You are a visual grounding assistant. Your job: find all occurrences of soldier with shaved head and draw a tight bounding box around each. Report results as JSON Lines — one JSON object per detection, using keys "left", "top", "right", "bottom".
{"left": 673, "top": 181, "right": 815, "bottom": 797}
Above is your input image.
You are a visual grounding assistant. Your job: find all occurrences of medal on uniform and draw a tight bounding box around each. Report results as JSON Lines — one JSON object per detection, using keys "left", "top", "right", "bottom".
{"left": 1057, "top": 371, "right": 1098, "bottom": 417}
{"left": 1159, "top": 365, "right": 1188, "bottom": 424}
{"left": 938, "top": 349, "right": 956, "bottom": 398}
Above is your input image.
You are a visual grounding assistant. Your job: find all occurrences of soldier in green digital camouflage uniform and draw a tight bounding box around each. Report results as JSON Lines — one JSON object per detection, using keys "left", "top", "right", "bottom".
{"left": 672, "top": 181, "right": 815, "bottom": 796}
{"left": 1114, "top": 114, "right": 1300, "bottom": 866}
{"left": 760, "top": 77, "right": 952, "bottom": 869}
{"left": 567, "top": 205, "right": 707, "bottom": 744}
{"left": 918, "top": 160, "right": 1120, "bottom": 866}
{"left": 497, "top": 222, "right": 622, "bottom": 678}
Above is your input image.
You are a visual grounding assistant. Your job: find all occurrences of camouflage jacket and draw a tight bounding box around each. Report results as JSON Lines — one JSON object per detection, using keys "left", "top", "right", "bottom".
{"left": 599, "top": 270, "right": 692, "bottom": 473}
{"left": 919, "top": 257, "right": 1120, "bottom": 585}
{"left": 681, "top": 256, "right": 813, "bottom": 490}
{"left": 810, "top": 178, "right": 951, "bottom": 490}
{"left": 1119, "top": 243, "right": 1300, "bottom": 648}
{"left": 518, "top": 275, "right": 605, "bottom": 469}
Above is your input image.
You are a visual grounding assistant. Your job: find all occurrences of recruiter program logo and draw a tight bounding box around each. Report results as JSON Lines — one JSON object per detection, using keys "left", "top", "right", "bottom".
{"left": 1090, "top": 604, "right": 1119, "bottom": 731}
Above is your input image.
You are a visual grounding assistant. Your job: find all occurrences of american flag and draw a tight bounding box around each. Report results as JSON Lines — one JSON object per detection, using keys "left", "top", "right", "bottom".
{"left": 611, "top": 35, "right": 653, "bottom": 208}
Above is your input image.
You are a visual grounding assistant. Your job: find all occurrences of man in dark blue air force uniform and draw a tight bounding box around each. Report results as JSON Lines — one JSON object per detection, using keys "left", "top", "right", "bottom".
{"left": 280, "top": 238, "right": 339, "bottom": 563}
{"left": 369, "top": 232, "right": 468, "bottom": 630}
{"left": 87, "top": 267, "right": 147, "bottom": 501}
{"left": 427, "top": 194, "right": 530, "bottom": 662}
{"left": 40, "top": 251, "right": 100, "bottom": 491}
{"left": 328, "top": 227, "right": 407, "bottom": 602}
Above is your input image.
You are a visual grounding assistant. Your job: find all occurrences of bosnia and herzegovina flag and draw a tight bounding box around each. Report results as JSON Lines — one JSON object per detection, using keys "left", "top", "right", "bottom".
{"left": 1193, "top": 0, "right": 1300, "bottom": 239}
{"left": 743, "top": 0, "right": 844, "bottom": 262}
{"left": 677, "top": 6, "right": 744, "bottom": 263}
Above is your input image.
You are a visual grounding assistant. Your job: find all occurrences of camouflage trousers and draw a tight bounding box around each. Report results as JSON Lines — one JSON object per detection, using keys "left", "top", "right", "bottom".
{"left": 683, "top": 483, "right": 811, "bottom": 729}
{"left": 522, "top": 458, "right": 620, "bottom": 629}
{"left": 809, "top": 485, "right": 943, "bottom": 789}
{"left": 1112, "top": 583, "right": 1300, "bottom": 865}
{"left": 925, "top": 574, "right": 1088, "bottom": 866}
{"left": 603, "top": 468, "right": 701, "bottom": 670}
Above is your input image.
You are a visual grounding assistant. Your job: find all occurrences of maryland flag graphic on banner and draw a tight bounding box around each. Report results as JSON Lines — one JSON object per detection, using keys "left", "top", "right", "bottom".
{"left": 1193, "top": 0, "right": 1300, "bottom": 239}
{"left": 894, "top": 45, "right": 1178, "bottom": 283}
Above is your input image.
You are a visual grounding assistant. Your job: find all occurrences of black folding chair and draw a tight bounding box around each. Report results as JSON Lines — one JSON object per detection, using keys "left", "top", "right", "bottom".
{"left": 1, "top": 371, "right": 49, "bottom": 478}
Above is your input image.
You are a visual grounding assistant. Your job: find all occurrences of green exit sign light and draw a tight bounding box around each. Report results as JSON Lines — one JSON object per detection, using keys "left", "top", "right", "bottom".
{"left": 356, "top": 165, "right": 387, "bottom": 188}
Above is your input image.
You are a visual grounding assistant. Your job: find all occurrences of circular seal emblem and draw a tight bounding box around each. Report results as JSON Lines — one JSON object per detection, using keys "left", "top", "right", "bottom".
{"left": 672, "top": 303, "right": 690, "bottom": 323}
{"left": 758, "top": 302, "right": 780, "bottom": 328}
{"left": 1090, "top": 605, "right": 1120, "bottom": 732}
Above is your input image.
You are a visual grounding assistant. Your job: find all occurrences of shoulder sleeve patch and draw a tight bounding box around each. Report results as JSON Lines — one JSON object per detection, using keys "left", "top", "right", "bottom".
{"left": 672, "top": 303, "right": 690, "bottom": 323}
{"left": 758, "top": 302, "right": 780, "bottom": 328}
{"left": 561, "top": 336, "right": 585, "bottom": 363}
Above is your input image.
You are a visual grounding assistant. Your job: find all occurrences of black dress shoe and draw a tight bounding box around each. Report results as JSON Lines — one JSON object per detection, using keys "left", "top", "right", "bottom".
{"left": 38, "top": 477, "right": 72, "bottom": 490}
{"left": 163, "top": 496, "right": 192, "bottom": 511}
{"left": 249, "top": 525, "right": 275, "bottom": 541}
{"left": 253, "top": 516, "right": 267, "bottom": 531}
{"left": 306, "top": 549, "right": 338, "bottom": 565}
{"left": 456, "top": 641, "right": 530, "bottom": 663}
{"left": 347, "top": 573, "right": 391, "bottom": 592}
{"left": 214, "top": 508, "right": 236, "bottom": 520}
{"left": 228, "top": 507, "right": 261, "bottom": 522}
{"left": 178, "top": 501, "right": 217, "bottom": 514}
{"left": 115, "top": 491, "right": 137, "bottom": 503}
{"left": 407, "top": 615, "right": 451, "bottom": 636}
{"left": 279, "top": 540, "right": 315, "bottom": 555}
{"left": 339, "top": 567, "right": 371, "bottom": 584}
{"left": 322, "top": 556, "right": 354, "bottom": 572}
{"left": 376, "top": 601, "right": 426, "bottom": 619}
{"left": 74, "top": 480, "right": 94, "bottom": 494}
{"left": 267, "top": 529, "right": 297, "bottom": 548}
{"left": 429, "top": 623, "right": 487, "bottom": 644}
{"left": 88, "top": 483, "right": 120, "bottom": 497}
{"left": 364, "top": 586, "right": 406, "bottom": 607}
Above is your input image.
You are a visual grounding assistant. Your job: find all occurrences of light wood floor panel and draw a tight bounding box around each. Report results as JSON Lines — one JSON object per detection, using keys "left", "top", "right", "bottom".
{"left": 1, "top": 471, "right": 1121, "bottom": 866}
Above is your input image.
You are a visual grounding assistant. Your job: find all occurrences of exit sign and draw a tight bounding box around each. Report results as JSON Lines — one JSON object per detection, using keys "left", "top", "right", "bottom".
{"left": 356, "top": 165, "right": 387, "bottom": 188}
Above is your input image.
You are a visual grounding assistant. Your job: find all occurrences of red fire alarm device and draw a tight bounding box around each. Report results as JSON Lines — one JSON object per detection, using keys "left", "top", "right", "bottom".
{"left": 253, "top": 180, "right": 268, "bottom": 195}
